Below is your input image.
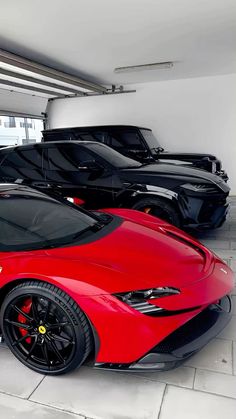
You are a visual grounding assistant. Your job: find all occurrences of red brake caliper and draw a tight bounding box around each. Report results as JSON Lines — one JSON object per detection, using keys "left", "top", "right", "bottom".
{"left": 17, "top": 298, "right": 32, "bottom": 344}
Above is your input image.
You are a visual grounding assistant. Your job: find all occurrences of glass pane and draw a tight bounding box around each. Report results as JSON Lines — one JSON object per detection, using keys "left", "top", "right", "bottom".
{"left": 140, "top": 129, "right": 161, "bottom": 149}
{"left": 0, "top": 190, "right": 96, "bottom": 251}
{"left": 0, "top": 116, "right": 44, "bottom": 148}
{"left": 86, "top": 143, "right": 141, "bottom": 168}
{"left": 48, "top": 145, "right": 94, "bottom": 171}
{"left": 1, "top": 148, "right": 43, "bottom": 169}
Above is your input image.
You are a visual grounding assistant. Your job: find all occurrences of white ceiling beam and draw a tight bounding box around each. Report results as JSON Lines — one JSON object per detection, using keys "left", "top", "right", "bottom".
{"left": 0, "top": 49, "right": 107, "bottom": 93}
{"left": 0, "top": 79, "right": 66, "bottom": 97}
{"left": 0, "top": 68, "right": 87, "bottom": 96}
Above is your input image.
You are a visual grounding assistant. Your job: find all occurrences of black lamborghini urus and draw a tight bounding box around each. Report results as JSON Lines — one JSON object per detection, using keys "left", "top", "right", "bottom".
{"left": 0, "top": 141, "right": 230, "bottom": 229}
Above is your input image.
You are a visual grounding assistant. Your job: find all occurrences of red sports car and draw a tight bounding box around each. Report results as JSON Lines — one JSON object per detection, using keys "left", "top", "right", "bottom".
{"left": 0, "top": 184, "right": 233, "bottom": 375}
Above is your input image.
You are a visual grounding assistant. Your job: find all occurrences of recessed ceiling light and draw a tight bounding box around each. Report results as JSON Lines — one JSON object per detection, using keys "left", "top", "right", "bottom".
{"left": 114, "top": 61, "right": 174, "bottom": 73}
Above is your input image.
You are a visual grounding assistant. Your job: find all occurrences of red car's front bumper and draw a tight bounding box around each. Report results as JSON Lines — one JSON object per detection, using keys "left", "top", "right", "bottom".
{"left": 94, "top": 295, "right": 232, "bottom": 371}
{"left": 75, "top": 258, "right": 234, "bottom": 369}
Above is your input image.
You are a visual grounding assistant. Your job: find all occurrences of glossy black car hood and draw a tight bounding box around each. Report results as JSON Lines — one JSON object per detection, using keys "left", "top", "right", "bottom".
{"left": 120, "top": 163, "right": 229, "bottom": 192}
{"left": 156, "top": 151, "right": 218, "bottom": 160}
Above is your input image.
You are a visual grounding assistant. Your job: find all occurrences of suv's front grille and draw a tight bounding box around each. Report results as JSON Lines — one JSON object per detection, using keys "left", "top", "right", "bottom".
{"left": 198, "top": 197, "right": 227, "bottom": 223}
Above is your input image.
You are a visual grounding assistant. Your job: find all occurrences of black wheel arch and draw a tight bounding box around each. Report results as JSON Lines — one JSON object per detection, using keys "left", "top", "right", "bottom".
{"left": 117, "top": 189, "right": 181, "bottom": 213}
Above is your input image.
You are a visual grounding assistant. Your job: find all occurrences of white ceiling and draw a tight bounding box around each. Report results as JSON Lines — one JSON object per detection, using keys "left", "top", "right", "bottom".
{"left": 0, "top": 0, "right": 236, "bottom": 86}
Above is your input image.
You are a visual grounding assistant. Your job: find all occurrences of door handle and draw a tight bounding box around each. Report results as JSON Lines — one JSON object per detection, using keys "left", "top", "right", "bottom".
{"left": 32, "top": 182, "right": 50, "bottom": 188}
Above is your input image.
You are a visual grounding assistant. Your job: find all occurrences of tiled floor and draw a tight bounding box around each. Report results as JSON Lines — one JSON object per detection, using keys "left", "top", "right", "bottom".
{"left": 0, "top": 199, "right": 236, "bottom": 419}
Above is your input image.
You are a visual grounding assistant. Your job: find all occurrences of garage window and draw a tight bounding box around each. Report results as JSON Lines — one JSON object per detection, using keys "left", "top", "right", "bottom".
{"left": 0, "top": 116, "right": 43, "bottom": 147}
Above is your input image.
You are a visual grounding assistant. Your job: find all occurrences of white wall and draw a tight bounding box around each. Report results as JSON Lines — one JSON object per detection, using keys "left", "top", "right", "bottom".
{"left": 48, "top": 73, "right": 236, "bottom": 194}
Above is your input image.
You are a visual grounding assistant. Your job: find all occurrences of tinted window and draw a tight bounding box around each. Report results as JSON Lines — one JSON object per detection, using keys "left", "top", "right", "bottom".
{"left": 44, "top": 131, "right": 74, "bottom": 141}
{"left": 78, "top": 134, "right": 95, "bottom": 141}
{"left": 109, "top": 136, "right": 123, "bottom": 148}
{"left": 1, "top": 148, "right": 42, "bottom": 169}
{"left": 48, "top": 145, "right": 94, "bottom": 171}
{"left": 0, "top": 150, "right": 9, "bottom": 164}
{"left": 109, "top": 131, "right": 144, "bottom": 149}
{"left": 77, "top": 131, "right": 108, "bottom": 144}
{"left": 84, "top": 143, "right": 141, "bottom": 168}
{"left": 141, "top": 129, "right": 161, "bottom": 149}
{"left": 0, "top": 188, "right": 97, "bottom": 251}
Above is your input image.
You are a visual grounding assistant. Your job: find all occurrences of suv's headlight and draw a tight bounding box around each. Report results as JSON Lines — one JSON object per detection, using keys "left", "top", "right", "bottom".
{"left": 181, "top": 183, "right": 218, "bottom": 193}
{"left": 114, "top": 287, "right": 180, "bottom": 315}
{"left": 212, "top": 162, "right": 217, "bottom": 173}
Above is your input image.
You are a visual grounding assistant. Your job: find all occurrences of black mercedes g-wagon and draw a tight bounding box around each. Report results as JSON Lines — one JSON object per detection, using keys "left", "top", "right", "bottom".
{"left": 42, "top": 125, "right": 228, "bottom": 181}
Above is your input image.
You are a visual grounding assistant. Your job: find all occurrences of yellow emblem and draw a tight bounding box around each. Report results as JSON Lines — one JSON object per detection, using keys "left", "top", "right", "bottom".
{"left": 38, "top": 325, "right": 47, "bottom": 334}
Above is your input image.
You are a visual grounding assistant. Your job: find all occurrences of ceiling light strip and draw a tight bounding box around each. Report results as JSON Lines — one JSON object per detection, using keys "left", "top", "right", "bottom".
{"left": 114, "top": 61, "right": 174, "bottom": 73}
{"left": 0, "top": 49, "right": 107, "bottom": 93}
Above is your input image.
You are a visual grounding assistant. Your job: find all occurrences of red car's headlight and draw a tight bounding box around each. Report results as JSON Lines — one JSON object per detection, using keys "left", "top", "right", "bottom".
{"left": 114, "top": 287, "right": 180, "bottom": 315}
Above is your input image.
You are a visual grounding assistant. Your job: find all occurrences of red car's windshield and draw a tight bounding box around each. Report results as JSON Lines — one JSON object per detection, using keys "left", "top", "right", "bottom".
{"left": 0, "top": 188, "right": 100, "bottom": 251}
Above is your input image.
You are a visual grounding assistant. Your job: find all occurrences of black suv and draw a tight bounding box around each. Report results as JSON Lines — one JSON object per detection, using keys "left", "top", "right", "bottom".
{"left": 43, "top": 125, "right": 228, "bottom": 181}
{"left": 0, "top": 141, "right": 229, "bottom": 230}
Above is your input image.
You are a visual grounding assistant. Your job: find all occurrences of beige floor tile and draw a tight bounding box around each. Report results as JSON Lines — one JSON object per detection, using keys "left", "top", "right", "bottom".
{"left": 194, "top": 368, "right": 236, "bottom": 398}
{"left": 0, "top": 347, "right": 44, "bottom": 398}
{"left": 0, "top": 392, "right": 84, "bottom": 419}
{"left": 159, "top": 385, "right": 236, "bottom": 419}
{"left": 217, "top": 315, "right": 236, "bottom": 340}
{"left": 31, "top": 366, "right": 165, "bottom": 419}
{"left": 185, "top": 338, "right": 232, "bottom": 374}
{"left": 233, "top": 341, "right": 236, "bottom": 375}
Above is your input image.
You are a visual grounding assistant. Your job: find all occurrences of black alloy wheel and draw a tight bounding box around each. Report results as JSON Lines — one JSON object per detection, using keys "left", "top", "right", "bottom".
{"left": 132, "top": 197, "right": 181, "bottom": 227}
{"left": 0, "top": 281, "right": 93, "bottom": 375}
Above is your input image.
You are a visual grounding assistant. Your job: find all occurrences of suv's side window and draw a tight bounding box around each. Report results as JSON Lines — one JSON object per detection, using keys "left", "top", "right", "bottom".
{"left": 109, "top": 135, "right": 124, "bottom": 148}
{"left": 108, "top": 131, "right": 145, "bottom": 151}
{"left": 77, "top": 131, "right": 108, "bottom": 145}
{"left": 47, "top": 145, "right": 96, "bottom": 171}
{"left": 1, "top": 148, "right": 43, "bottom": 169}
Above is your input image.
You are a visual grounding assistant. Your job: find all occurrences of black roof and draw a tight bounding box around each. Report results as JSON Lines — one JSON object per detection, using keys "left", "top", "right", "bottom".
{"left": 0, "top": 140, "right": 107, "bottom": 153}
{"left": 42, "top": 125, "right": 152, "bottom": 133}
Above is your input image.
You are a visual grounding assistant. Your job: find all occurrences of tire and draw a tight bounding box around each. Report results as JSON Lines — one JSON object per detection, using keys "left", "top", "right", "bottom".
{"left": 0, "top": 281, "right": 93, "bottom": 375}
{"left": 132, "top": 197, "right": 181, "bottom": 227}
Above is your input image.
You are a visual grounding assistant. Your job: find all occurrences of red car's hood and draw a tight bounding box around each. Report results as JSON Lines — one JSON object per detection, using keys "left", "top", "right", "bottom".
{"left": 45, "top": 214, "right": 214, "bottom": 294}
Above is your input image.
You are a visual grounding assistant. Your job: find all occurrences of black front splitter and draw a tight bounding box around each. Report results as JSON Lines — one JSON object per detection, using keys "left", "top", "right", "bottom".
{"left": 94, "top": 295, "right": 232, "bottom": 372}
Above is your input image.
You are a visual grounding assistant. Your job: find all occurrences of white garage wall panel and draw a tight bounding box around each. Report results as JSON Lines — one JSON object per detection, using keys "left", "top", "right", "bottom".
{"left": 0, "top": 89, "right": 48, "bottom": 117}
{"left": 48, "top": 73, "right": 236, "bottom": 194}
